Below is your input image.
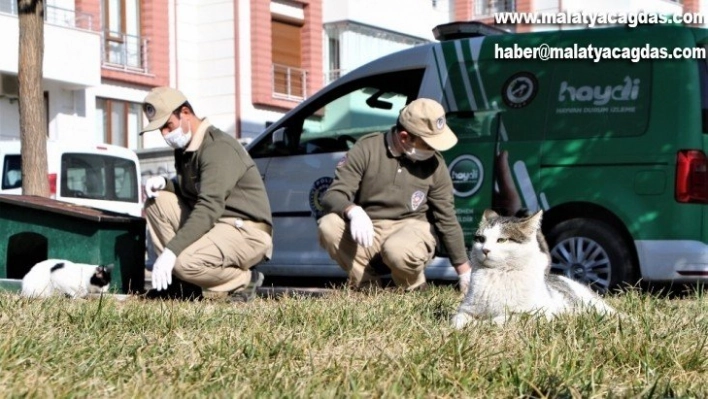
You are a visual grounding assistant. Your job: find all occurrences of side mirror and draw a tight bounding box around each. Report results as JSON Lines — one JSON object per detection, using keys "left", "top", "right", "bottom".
{"left": 366, "top": 94, "right": 393, "bottom": 110}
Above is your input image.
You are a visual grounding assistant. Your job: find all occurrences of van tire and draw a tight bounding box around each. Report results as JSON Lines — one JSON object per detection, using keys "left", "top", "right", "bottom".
{"left": 545, "top": 218, "right": 636, "bottom": 294}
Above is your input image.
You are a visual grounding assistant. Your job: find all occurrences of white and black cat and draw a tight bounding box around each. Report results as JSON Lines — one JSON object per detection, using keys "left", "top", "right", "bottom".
{"left": 451, "top": 209, "right": 615, "bottom": 328}
{"left": 21, "top": 259, "right": 113, "bottom": 299}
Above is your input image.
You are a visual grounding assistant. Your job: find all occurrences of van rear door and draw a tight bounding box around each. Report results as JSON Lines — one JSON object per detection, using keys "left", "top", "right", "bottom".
{"left": 422, "top": 37, "right": 547, "bottom": 247}
{"left": 698, "top": 44, "right": 708, "bottom": 244}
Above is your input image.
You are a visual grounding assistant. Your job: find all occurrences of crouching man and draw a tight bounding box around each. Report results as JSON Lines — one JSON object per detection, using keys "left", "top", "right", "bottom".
{"left": 318, "top": 98, "right": 471, "bottom": 292}
{"left": 140, "top": 87, "right": 273, "bottom": 300}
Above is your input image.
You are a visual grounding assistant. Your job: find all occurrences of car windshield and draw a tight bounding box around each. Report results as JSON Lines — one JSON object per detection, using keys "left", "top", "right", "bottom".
{"left": 1, "top": 155, "right": 22, "bottom": 189}
{"left": 249, "top": 69, "right": 425, "bottom": 158}
{"left": 61, "top": 153, "right": 138, "bottom": 203}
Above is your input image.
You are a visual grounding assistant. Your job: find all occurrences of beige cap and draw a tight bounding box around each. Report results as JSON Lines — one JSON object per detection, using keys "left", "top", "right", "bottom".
{"left": 140, "top": 87, "right": 188, "bottom": 134}
{"left": 398, "top": 98, "right": 457, "bottom": 151}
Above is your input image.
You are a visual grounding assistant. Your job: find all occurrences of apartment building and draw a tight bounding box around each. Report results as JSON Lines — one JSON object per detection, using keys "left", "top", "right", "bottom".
{"left": 0, "top": 0, "right": 450, "bottom": 152}
{"left": 0, "top": 0, "right": 704, "bottom": 157}
{"left": 0, "top": 0, "right": 168, "bottom": 150}
{"left": 237, "top": 0, "right": 452, "bottom": 140}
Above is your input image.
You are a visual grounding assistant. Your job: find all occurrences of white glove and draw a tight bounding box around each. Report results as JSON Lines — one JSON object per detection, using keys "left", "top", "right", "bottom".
{"left": 152, "top": 248, "right": 176, "bottom": 291}
{"left": 458, "top": 270, "right": 471, "bottom": 294}
{"left": 347, "top": 206, "right": 374, "bottom": 248}
{"left": 145, "top": 176, "right": 167, "bottom": 199}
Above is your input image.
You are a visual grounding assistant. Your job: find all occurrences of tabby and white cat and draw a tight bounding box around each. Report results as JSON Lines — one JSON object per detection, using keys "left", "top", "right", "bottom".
{"left": 21, "top": 259, "right": 113, "bottom": 299}
{"left": 451, "top": 209, "right": 615, "bottom": 328}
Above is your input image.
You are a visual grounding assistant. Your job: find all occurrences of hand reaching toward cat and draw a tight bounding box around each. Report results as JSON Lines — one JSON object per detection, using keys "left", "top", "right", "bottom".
{"left": 152, "top": 248, "right": 176, "bottom": 291}
{"left": 458, "top": 270, "right": 471, "bottom": 294}
{"left": 145, "top": 176, "right": 167, "bottom": 199}
{"left": 347, "top": 206, "right": 374, "bottom": 247}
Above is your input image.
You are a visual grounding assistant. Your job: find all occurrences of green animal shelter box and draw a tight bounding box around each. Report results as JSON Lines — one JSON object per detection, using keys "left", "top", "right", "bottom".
{"left": 0, "top": 194, "right": 145, "bottom": 294}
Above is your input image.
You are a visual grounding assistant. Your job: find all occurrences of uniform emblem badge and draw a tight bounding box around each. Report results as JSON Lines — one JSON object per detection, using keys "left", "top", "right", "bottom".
{"left": 143, "top": 103, "right": 156, "bottom": 119}
{"left": 411, "top": 190, "right": 426, "bottom": 211}
{"left": 309, "top": 176, "right": 334, "bottom": 218}
{"left": 436, "top": 117, "right": 445, "bottom": 130}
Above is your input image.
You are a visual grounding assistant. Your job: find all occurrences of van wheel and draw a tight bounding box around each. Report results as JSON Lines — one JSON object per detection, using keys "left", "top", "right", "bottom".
{"left": 545, "top": 218, "right": 636, "bottom": 294}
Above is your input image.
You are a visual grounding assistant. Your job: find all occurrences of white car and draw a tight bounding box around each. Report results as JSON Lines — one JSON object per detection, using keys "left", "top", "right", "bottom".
{"left": 0, "top": 140, "right": 143, "bottom": 217}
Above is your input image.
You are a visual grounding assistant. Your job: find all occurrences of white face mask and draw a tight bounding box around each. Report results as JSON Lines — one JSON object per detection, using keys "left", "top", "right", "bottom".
{"left": 403, "top": 138, "right": 436, "bottom": 161}
{"left": 163, "top": 118, "right": 192, "bottom": 149}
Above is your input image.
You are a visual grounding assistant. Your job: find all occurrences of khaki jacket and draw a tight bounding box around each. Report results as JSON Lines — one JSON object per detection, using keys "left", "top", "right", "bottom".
{"left": 322, "top": 132, "right": 468, "bottom": 265}
{"left": 165, "top": 121, "right": 272, "bottom": 255}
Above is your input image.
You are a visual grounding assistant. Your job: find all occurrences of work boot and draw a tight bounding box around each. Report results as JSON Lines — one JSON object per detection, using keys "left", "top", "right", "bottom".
{"left": 202, "top": 269, "right": 264, "bottom": 302}
{"left": 229, "top": 269, "right": 264, "bottom": 302}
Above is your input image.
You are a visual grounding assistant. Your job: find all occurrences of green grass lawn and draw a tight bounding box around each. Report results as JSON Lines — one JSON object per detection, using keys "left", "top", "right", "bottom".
{"left": 0, "top": 285, "right": 706, "bottom": 398}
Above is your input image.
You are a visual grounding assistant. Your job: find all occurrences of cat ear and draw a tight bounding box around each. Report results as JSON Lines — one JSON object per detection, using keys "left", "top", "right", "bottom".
{"left": 103, "top": 264, "right": 115, "bottom": 272}
{"left": 525, "top": 210, "right": 543, "bottom": 230}
{"left": 482, "top": 208, "right": 499, "bottom": 222}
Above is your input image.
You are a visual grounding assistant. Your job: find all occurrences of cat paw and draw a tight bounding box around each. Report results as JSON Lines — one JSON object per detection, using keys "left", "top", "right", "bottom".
{"left": 450, "top": 313, "right": 473, "bottom": 329}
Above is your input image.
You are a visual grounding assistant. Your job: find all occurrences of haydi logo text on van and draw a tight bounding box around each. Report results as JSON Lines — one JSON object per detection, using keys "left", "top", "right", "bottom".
{"left": 558, "top": 76, "right": 640, "bottom": 106}
{"left": 449, "top": 155, "right": 484, "bottom": 197}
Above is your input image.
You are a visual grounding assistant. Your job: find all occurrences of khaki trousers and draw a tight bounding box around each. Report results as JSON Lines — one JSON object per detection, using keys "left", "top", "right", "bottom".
{"left": 144, "top": 191, "right": 273, "bottom": 293}
{"left": 317, "top": 213, "right": 436, "bottom": 290}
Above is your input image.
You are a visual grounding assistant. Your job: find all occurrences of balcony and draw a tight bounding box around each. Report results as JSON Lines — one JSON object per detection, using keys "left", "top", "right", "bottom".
{"left": 475, "top": 0, "right": 515, "bottom": 17}
{"left": 0, "top": 0, "right": 100, "bottom": 87}
{"left": 272, "top": 64, "right": 307, "bottom": 101}
{"left": 0, "top": 0, "right": 93, "bottom": 30}
{"left": 102, "top": 31, "right": 149, "bottom": 74}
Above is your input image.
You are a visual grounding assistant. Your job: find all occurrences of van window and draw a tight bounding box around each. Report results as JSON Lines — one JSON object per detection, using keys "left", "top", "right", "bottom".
{"left": 250, "top": 69, "right": 425, "bottom": 158}
{"left": 298, "top": 88, "right": 408, "bottom": 154}
{"left": 2, "top": 155, "right": 22, "bottom": 189}
{"left": 61, "top": 153, "right": 138, "bottom": 203}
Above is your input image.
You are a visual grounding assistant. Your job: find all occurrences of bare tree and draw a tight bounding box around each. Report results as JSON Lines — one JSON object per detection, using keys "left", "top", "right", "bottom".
{"left": 18, "top": 0, "right": 48, "bottom": 197}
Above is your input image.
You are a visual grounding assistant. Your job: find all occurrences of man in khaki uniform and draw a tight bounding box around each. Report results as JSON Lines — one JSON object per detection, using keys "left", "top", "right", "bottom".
{"left": 140, "top": 87, "right": 273, "bottom": 300}
{"left": 318, "top": 98, "right": 472, "bottom": 291}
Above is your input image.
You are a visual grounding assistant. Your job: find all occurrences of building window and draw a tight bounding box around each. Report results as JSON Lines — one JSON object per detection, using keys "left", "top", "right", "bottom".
{"left": 475, "top": 0, "right": 515, "bottom": 16}
{"left": 96, "top": 98, "right": 143, "bottom": 149}
{"left": 272, "top": 18, "right": 306, "bottom": 100}
{"left": 327, "top": 35, "right": 340, "bottom": 84}
{"left": 103, "top": 0, "right": 146, "bottom": 72}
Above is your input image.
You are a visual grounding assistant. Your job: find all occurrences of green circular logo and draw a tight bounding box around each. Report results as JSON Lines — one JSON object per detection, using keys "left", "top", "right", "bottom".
{"left": 449, "top": 155, "right": 483, "bottom": 197}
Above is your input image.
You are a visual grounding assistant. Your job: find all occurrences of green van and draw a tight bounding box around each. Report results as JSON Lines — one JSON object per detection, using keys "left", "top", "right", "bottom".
{"left": 247, "top": 22, "right": 708, "bottom": 292}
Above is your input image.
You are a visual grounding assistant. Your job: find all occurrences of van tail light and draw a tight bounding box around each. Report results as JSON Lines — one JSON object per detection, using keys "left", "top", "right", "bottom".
{"left": 48, "top": 173, "right": 57, "bottom": 199}
{"left": 676, "top": 150, "right": 708, "bottom": 203}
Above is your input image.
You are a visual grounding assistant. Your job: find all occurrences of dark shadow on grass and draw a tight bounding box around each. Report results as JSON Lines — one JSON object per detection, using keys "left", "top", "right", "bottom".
{"left": 640, "top": 280, "right": 706, "bottom": 299}
{"left": 142, "top": 277, "right": 203, "bottom": 301}
{"left": 137, "top": 274, "right": 463, "bottom": 303}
